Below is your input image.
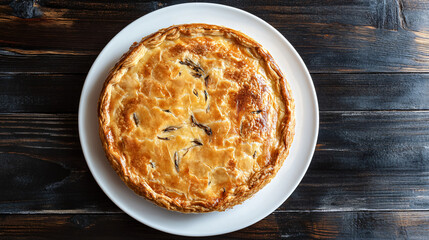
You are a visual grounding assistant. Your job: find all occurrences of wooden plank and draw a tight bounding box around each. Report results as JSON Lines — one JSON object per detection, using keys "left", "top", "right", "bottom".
{"left": 314, "top": 73, "right": 429, "bottom": 111}
{"left": 0, "top": 211, "right": 427, "bottom": 239}
{"left": 274, "top": 211, "right": 429, "bottom": 239}
{"left": 0, "top": 114, "right": 118, "bottom": 212}
{"left": 0, "top": 213, "right": 279, "bottom": 239}
{"left": 0, "top": 0, "right": 428, "bottom": 73}
{"left": 0, "top": 74, "right": 84, "bottom": 113}
{"left": 0, "top": 53, "right": 96, "bottom": 74}
{"left": 0, "top": 73, "right": 428, "bottom": 113}
{"left": 0, "top": 112, "right": 427, "bottom": 213}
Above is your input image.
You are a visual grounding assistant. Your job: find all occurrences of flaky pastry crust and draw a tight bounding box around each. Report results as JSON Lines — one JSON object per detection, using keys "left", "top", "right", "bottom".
{"left": 98, "top": 24, "right": 295, "bottom": 213}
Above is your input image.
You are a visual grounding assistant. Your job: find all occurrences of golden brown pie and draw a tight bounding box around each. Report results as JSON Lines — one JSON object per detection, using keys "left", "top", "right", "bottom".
{"left": 98, "top": 24, "right": 295, "bottom": 213}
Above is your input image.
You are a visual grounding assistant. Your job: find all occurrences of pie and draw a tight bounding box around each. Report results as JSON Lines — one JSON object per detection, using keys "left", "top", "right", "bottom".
{"left": 98, "top": 24, "right": 295, "bottom": 213}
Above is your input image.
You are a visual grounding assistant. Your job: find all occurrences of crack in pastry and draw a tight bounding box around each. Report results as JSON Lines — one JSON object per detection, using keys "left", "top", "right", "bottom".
{"left": 204, "top": 90, "right": 210, "bottom": 113}
{"left": 157, "top": 136, "right": 171, "bottom": 141}
{"left": 192, "top": 89, "right": 199, "bottom": 97}
{"left": 191, "top": 115, "right": 212, "bottom": 136}
{"left": 149, "top": 161, "right": 156, "bottom": 169}
{"left": 132, "top": 113, "right": 139, "bottom": 126}
{"left": 177, "top": 140, "right": 204, "bottom": 169}
{"left": 162, "top": 126, "right": 182, "bottom": 133}
{"left": 179, "top": 58, "right": 205, "bottom": 78}
{"left": 204, "top": 90, "right": 208, "bottom": 102}
{"left": 98, "top": 24, "right": 295, "bottom": 213}
{"left": 182, "top": 141, "right": 203, "bottom": 158}
{"left": 173, "top": 151, "right": 180, "bottom": 172}
{"left": 204, "top": 75, "right": 210, "bottom": 87}
{"left": 191, "top": 139, "right": 203, "bottom": 146}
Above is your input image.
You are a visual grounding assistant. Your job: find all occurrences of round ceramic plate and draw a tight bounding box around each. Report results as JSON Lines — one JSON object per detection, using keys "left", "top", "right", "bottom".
{"left": 79, "top": 3, "right": 318, "bottom": 237}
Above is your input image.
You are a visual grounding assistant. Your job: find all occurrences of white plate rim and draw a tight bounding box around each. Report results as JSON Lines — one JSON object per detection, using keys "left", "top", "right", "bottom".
{"left": 78, "top": 2, "right": 319, "bottom": 237}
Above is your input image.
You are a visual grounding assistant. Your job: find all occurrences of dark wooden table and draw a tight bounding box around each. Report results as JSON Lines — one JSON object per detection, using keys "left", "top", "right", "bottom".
{"left": 1, "top": 0, "right": 428, "bottom": 239}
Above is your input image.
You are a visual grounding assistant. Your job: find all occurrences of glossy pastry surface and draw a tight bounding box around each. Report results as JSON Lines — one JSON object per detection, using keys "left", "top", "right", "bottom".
{"left": 98, "top": 24, "right": 295, "bottom": 212}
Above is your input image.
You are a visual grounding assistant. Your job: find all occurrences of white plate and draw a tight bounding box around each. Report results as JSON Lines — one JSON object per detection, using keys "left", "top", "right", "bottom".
{"left": 78, "top": 3, "right": 318, "bottom": 237}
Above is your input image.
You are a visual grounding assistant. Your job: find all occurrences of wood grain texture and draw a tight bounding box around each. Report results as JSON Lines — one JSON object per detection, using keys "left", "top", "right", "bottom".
{"left": 0, "top": 0, "right": 428, "bottom": 73}
{"left": 0, "top": 74, "right": 84, "bottom": 113}
{"left": 0, "top": 113, "right": 118, "bottom": 212}
{"left": 314, "top": 73, "right": 429, "bottom": 111}
{"left": 0, "top": 213, "right": 279, "bottom": 240}
{"left": 0, "top": 211, "right": 427, "bottom": 239}
{"left": 0, "top": 53, "right": 96, "bottom": 73}
{"left": 274, "top": 211, "right": 429, "bottom": 239}
{"left": 0, "top": 73, "right": 428, "bottom": 113}
{"left": 0, "top": 112, "right": 427, "bottom": 213}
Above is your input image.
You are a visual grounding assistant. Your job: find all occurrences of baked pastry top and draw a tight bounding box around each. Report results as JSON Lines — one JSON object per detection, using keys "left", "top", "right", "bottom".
{"left": 98, "top": 24, "right": 295, "bottom": 213}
